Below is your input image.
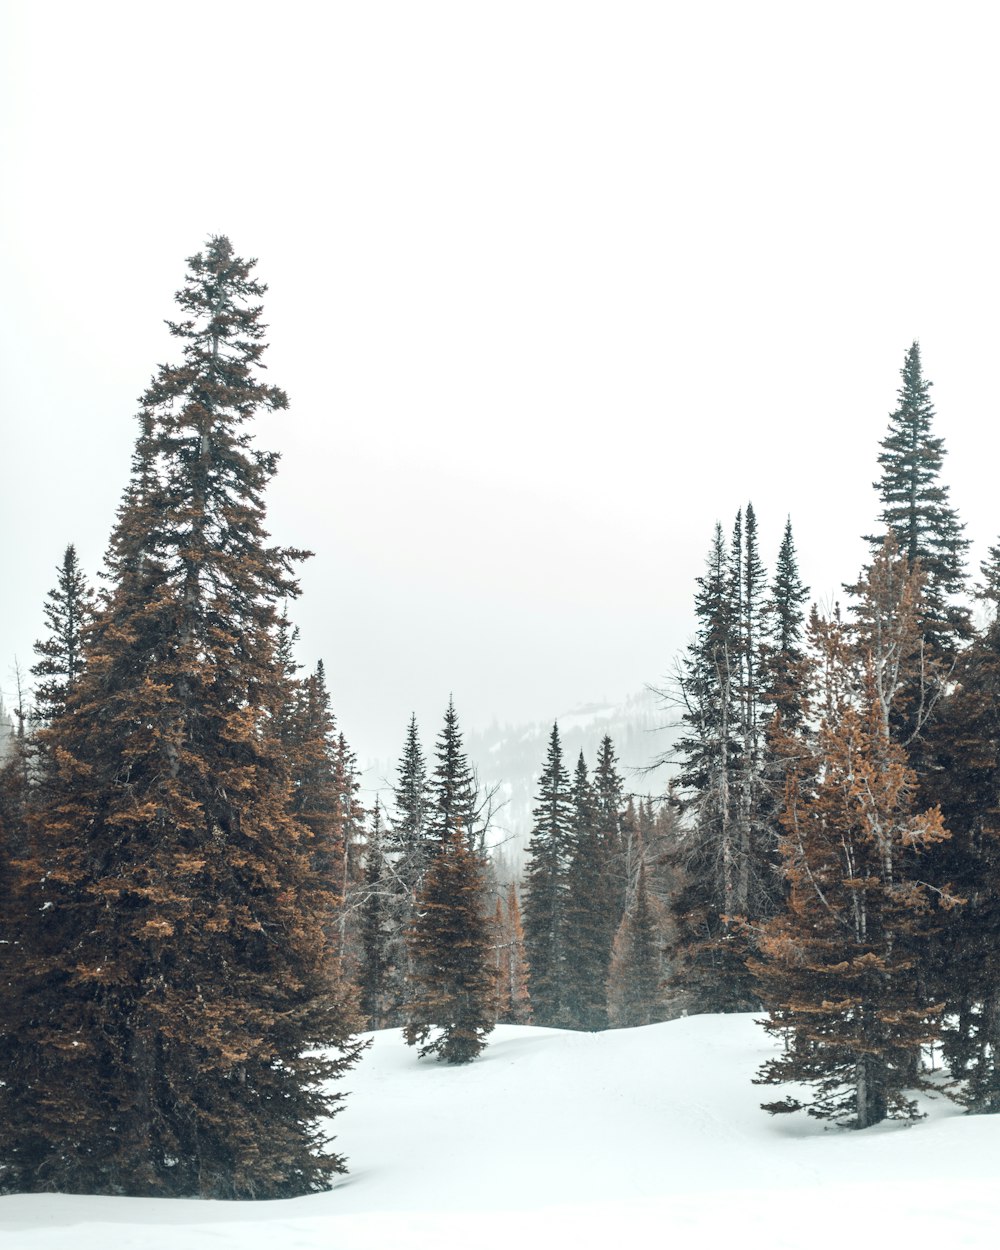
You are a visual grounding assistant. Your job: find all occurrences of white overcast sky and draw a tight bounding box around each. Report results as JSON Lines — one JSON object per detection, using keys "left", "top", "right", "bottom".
{"left": 2, "top": 1, "right": 1000, "bottom": 772}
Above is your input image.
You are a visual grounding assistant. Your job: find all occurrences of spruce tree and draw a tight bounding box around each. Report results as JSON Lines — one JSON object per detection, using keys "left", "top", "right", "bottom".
{"left": 389, "top": 713, "right": 432, "bottom": 867}
{"left": 403, "top": 820, "right": 496, "bottom": 1063}
{"left": 672, "top": 520, "right": 754, "bottom": 1011}
{"left": 921, "top": 555, "right": 1000, "bottom": 1110}
{"left": 429, "top": 697, "right": 479, "bottom": 853}
{"left": 0, "top": 237, "right": 362, "bottom": 1198}
{"left": 763, "top": 518, "right": 810, "bottom": 730}
{"left": 403, "top": 700, "right": 494, "bottom": 1062}
{"left": 359, "top": 803, "right": 394, "bottom": 1030}
{"left": 522, "top": 722, "right": 573, "bottom": 1026}
{"left": 371, "top": 714, "right": 434, "bottom": 1026}
{"left": 592, "top": 734, "right": 627, "bottom": 917}
{"left": 563, "top": 751, "right": 615, "bottom": 1030}
{"left": 865, "top": 341, "right": 970, "bottom": 657}
{"left": 752, "top": 612, "right": 957, "bottom": 1128}
{"left": 30, "top": 544, "right": 94, "bottom": 726}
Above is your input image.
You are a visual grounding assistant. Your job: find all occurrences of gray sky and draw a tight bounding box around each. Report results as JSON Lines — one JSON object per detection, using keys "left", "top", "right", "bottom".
{"left": 3, "top": 1, "right": 1000, "bottom": 771}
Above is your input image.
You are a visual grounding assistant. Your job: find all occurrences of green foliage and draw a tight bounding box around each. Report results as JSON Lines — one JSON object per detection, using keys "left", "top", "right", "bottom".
{"left": 563, "top": 751, "right": 620, "bottom": 1030}
{"left": 404, "top": 820, "right": 496, "bottom": 1063}
{"left": 522, "top": 722, "right": 573, "bottom": 1026}
{"left": 866, "top": 341, "right": 970, "bottom": 656}
{"left": 30, "top": 544, "right": 94, "bottom": 726}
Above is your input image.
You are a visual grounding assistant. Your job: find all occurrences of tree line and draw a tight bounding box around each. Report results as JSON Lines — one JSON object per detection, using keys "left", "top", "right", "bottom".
{"left": 666, "top": 341, "right": 1000, "bottom": 1128}
{"left": 0, "top": 237, "right": 664, "bottom": 1199}
{"left": 2, "top": 235, "right": 997, "bottom": 1208}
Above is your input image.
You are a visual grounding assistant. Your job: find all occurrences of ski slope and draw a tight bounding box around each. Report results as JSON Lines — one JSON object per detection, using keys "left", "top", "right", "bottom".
{"left": 2, "top": 1014, "right": 998, "bottom": 1248}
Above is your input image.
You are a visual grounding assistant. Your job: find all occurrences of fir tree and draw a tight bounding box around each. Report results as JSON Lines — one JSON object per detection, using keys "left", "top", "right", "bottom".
{"left": 389, "top": 713, "right": 432, "bottom": 867}
{"left": 30, "top": 544, "right": 94, "bottom": 725}
{"left": 671, "top": 519, "right": 754, "bottom": 1012}
{"left": 752, "top": 612, "right": 957, "bottom": 1128}
{"left": 359, "top": 803, "right": 394, "bottom": 1030}
{"left": 563, "top": 751, "right": 616, "bottom": 1030}
{"left": 592, "top": 734, "right": 627, "bottom": 917}
{"left": 921, "top": 558, "right": 1000, "bottom": 1111}
{"left": 522, "top": 722, "right": 573, "bottom": 1026}
{"left": 370, "top": 714, "right": 434, "bottom": 1026}
{"left": 0, "top": 237, "right": 362, "bottom": 1198}
{"left": 763, "top": 517, "right": 810, "bottom": 730}
{"left": 429, "top": 698, "right": 479, "bottom": 853}
{"left": 865, "top": 341, "right": 970, "bottom": 657}
{"left": 404, "top": 821, "right": 496, "bottom": 1063}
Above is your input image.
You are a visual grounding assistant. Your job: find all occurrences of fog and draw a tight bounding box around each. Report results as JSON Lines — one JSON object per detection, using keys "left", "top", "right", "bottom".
{"left": 3, "top": 1, "right": 999, "bottom": 771}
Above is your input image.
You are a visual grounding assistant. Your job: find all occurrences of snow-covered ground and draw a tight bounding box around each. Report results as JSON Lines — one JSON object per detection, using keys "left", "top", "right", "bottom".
{"left": 3, "top": 1014, "right": 999, "bottom": 1248}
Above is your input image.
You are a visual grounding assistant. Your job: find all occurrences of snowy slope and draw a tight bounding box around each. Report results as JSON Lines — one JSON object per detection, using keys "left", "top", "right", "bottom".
{"left": 3, "top": 1015, "right": 999, "bottom": 1249}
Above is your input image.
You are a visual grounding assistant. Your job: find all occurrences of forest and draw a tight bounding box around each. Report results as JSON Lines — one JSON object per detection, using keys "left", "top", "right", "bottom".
{"left": 2, "top": 235, "right": 1000, "bottom": 1200}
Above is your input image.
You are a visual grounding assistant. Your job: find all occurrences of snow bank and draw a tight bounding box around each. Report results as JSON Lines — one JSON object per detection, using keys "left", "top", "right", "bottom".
{"left": 2, "top": 1014, "right": 997, "bottom": 1248}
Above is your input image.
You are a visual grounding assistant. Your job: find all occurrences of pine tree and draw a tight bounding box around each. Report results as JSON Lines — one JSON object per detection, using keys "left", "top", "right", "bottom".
{"left": 752, "top": 612, "right": 957, "bottom": 1128}
{"left": 763, "top": 518, "right": 810, "bottom": 731}
{"left": 522, "top": 722, "right": 573, "bottom": 1026}
{"left": 671, "top": 519, "right": 755, "bottom": 1011}
{"left": 0, "top": 237, "right": 362, "bottom": 1198}
{"left": 563, "top": 751, "right": 616, "bottom": 1030}
{"left": 921, "top": 555, "right": 1000, "bottom": 1111}
{"left": 592, "top": 734, "right": 627, "bottom": 917}
{"left": 30, "top": 544, "right": 94, "bottom": 725}
{"left": 404, "top": 821, "right": 496, "bottom": 1063}
{"left": 388, "top": 713, "right": 432, "bottom": 868}
{"left": 368, "top": 715, "right": 434, "bottom": 1026}
{"left": 865, "top": 341, "right": 970, "bottom": 657}
{"left": 429, "top": 698, "right": 479, "bottom": 853}
{"left": 359, "top": 804, "right": 394, "bottom": 1030}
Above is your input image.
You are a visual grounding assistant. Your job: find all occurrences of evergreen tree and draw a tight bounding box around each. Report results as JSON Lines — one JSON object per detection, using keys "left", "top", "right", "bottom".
{"left": 763, "top": 517, "right": 810, "bottom": 730}
{"left": 388, "top": 713, "right": 432, "bottom": 868}
{"left": 522, "top": 722, "right": 573, "bottom": 1025}
{"left": 752, "top": 612, "right": 957, "bottom": 1128}
{"left": 865, "top": 341, "right": 970, "bottom": 657}
{"left": 671, "top": 519, "right": 755, "bottom": 1012}
{"left": 30, "top": 544, "right": 94, "bottom": 725}
{"left": 404, "top": 821, "right": 496, "bottom": 1063}
{"left": 371, "top": 714, "right": 434, "bottom": 1026}
{"left": 563, "top": 751, "right": 615, "bottom": 1030}
{"left": 921, "top": 556, "right": 1000, "bottom": 1111}
{"left": 0, "top": 237, "right": 362, "bottom": 1198}
{"left": 359, "top": 803, "right": 394, "bottom": 1030}
{"left": 592, "top": 734, "right": 627, "bottom": 916}
{"left": 429, "top": 697, "right": 479, "bottom": 853}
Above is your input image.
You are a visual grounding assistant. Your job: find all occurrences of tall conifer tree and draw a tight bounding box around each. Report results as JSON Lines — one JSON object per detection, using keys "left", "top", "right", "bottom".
{"left": 921, "top": 549, "right": 1000, "bottom": 1110}
{"left": 752, "top": 611, "right": 957, "bottom": 1128}
{"left": 403, "top": 701, "right": 494, "bottom": 1062}
{"left": 522, "top": 723, "right": 573, "bottom": 1026}
{"left": 31, "top": 544, "right": 94, "bottom": 726}
{"left": 429, "top": 698, "right": 479, "bottom": 853}
{"left": 1, "top": 238, "right": 362, "bottom": 1198}
{"left": 865, "top": 341, "right": 970, "bottom": 657}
